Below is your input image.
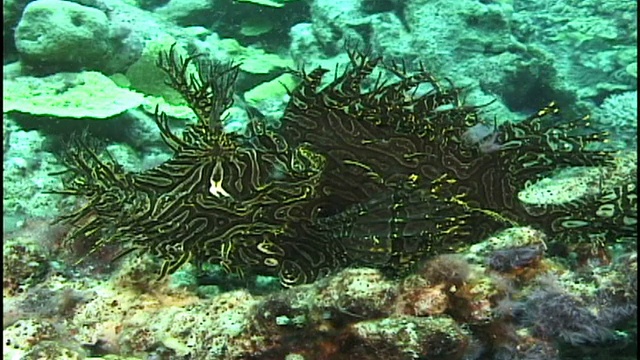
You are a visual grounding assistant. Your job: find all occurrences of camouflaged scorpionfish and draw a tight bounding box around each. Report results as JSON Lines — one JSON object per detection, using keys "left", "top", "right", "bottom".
{"left": 52, "top": 45, "right": 637, "bottom": 286}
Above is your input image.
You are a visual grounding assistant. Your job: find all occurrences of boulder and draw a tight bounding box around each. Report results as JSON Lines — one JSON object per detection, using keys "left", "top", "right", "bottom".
{"left": 14, "top": 0, "right": 110, "bottom": 71}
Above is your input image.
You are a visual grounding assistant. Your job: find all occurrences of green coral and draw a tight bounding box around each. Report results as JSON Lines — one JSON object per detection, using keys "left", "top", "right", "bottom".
{"left": 218, "top": 38, "right": 293, "bottom": 74}
{"left": 3, "top": 72, "right": 145, "bottom": 119}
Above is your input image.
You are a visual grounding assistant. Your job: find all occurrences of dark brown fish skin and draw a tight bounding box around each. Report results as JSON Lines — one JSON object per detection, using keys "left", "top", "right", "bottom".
{"left": 51, "top": 45, "right": 637, "bottom": 286}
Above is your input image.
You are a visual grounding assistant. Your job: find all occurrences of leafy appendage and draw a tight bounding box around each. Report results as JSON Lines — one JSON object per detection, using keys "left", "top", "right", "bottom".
{"left": 52, "top": 46, "right": 637, "bottom": 285}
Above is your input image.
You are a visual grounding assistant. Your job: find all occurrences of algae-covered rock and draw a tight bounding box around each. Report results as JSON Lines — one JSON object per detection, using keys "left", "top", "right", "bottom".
{"left": 14, "top": 0, "right": 110, "bottom": 70}
{"left": 22, "top": 341, "right": 84, "bottom": 360}
{"left": 347, "top": 316, "right": 471, "bottom": 359}
{"left": 518, "top": 167, "right": 603, "bottom": 205}
{"left": 3, "top": 319, "right": 60, "bottom": 359}
{"left": 2, "top": 236, "right": 50, "bottom": 294}
{"left": 3, "top": 71, "right": 145, "bottom": 119}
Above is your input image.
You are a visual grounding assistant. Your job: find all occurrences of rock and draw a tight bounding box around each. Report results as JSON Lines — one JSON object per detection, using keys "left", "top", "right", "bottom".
{"left": 317, "top": 268, "right": 398, "bottom": 319}
{"left": 14, "top": 0, "right": 110, "bottom": 71}
{"left": 2, "top": 237, "right": 50, "bottom": 295}
{"left": 154, "top": 0, "right": 214, "bottom": 26}
{"left": 3, "top": 0, "right": 30, "bottom": 39}
{"left": 346, "top": 316, "right": 472, "bottom": 360}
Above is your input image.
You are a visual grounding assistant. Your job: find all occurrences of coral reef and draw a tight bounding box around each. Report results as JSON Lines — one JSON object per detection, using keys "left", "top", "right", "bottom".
{"left": 2, "top": 0, "right": 637, "bottom": 359}
{"left": 2, "top": 237, "right": 635, "bottom": 359}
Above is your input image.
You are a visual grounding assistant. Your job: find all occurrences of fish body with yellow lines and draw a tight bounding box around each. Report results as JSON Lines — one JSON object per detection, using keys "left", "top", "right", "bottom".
{"left": 51, "top": 45, "right": 637, "bottom": 286}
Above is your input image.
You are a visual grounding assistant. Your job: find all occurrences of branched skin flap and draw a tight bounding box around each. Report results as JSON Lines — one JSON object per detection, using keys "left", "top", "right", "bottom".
{"left": 52, "top": 45, "right": 637, "bottom": 286}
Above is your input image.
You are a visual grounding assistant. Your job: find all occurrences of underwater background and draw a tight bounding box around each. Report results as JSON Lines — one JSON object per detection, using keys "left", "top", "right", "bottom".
{"left": 2, "top": 0, "right": 637, "bottom": 359}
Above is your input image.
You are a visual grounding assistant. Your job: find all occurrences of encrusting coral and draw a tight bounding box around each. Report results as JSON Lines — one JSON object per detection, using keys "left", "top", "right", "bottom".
{"left": 49, "top": 44, "right": 637, "bottom": 288}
